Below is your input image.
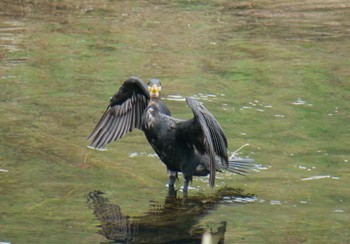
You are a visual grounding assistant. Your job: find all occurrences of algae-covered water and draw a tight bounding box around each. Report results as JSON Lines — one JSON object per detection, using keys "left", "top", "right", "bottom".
{"left": 0, "top": 1, "right": 349, "bottom": 243}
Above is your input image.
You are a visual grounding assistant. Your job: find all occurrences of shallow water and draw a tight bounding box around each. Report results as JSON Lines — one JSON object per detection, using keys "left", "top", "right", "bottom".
{"left": 0, "top": 0, "right": 349, "bottom": 243}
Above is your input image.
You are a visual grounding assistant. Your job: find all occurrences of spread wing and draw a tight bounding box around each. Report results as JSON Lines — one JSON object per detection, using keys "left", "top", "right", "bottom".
{"left": 186, "top": 97, "right": 228, "bottom": 188}
{"left": 87, "top": 77, "right": 150, "bottom": 149}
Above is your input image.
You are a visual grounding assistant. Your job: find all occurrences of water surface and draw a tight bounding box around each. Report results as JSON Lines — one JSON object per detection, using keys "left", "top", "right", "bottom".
{"left": 0, "top": 0, "right": 349, "bottom": 243}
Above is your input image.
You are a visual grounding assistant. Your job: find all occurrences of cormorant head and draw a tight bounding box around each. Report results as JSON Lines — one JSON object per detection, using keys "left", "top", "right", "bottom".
{"left": 147, "top": 78, "right": 161, "bottom": 98}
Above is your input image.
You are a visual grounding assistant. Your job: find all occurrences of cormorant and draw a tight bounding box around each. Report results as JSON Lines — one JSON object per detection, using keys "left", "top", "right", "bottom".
{"left": 87, "top": 77, "right": 251, "bottom": 191}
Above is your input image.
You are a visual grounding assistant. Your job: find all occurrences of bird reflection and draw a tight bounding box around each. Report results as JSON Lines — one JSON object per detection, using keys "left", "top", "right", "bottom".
{"left": 87, "top": 187, "right": 256, "bottom": 244}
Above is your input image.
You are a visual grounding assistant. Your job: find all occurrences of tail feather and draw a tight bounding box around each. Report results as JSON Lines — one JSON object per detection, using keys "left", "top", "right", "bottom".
{"left": 227, "top": 157, "right": 256, "bottom": 175}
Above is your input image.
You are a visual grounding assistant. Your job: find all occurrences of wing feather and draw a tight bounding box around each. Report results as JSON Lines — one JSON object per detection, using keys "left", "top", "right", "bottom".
{"left": 93, "top": 112, "right": 114, "bottom": 148}
{"left": 106, "top": 116, "right": 120, "bottom": 143}
{"left": 95, "top": 113, "right": 115, "bottom": 148}
{"left": 186, "top": 97, "right": 229, "bottom": 188}
{"left": 87, "top": 77, "right": 150, "bottom": 149}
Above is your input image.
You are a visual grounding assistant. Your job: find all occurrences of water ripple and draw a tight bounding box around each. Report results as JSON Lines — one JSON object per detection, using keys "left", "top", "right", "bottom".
{"left": 301, "top": 175, "right": 340, "bottom": 181}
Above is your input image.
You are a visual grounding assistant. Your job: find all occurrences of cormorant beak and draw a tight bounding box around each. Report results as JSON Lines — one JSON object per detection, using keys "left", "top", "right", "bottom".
{"left": 149, "top": 84, "right": 161, "bottom": 97}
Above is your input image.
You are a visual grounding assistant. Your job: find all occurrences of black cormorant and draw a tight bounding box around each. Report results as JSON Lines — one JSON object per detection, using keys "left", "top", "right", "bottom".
{"left": 87, "top": 77, "right": 251, "bottom": 191}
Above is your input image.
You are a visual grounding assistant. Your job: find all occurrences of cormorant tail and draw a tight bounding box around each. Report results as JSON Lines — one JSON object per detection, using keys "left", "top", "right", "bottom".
{"left": 226, "top": 157, "right": 256, "bottom": 175}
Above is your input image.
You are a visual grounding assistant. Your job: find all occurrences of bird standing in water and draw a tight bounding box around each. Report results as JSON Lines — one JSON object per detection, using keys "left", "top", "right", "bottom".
{"left": 87, "top": 77, "right": 251, "bottom": 191}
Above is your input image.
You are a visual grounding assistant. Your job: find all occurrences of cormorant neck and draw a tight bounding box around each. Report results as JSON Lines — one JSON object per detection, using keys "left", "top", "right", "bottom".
{"left": 150, "top": 96, "right": 161, "bottom": 102}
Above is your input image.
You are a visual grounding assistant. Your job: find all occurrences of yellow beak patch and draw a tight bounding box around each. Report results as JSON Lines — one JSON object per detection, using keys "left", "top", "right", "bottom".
{"left": 149, "top": 85, "right": 161, "bottom": 94}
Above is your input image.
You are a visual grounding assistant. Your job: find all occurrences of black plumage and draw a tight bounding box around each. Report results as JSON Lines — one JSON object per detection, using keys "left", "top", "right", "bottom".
{"left": 88, "top": 77, "right": 251, "bottom": 191}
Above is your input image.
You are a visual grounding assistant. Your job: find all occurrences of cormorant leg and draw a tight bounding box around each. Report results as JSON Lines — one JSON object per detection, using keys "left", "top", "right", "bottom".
{"left": 168, "top": 170, "right": 177, "bottom": 187}
{"left": 168, "top": 186, "right": 177, "bottom": 197}
{"left": 183, "top": 180, "right": 189, "bottom": 192}
{"left": 183, "top": 175, "right": 192, "bottom": 192}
